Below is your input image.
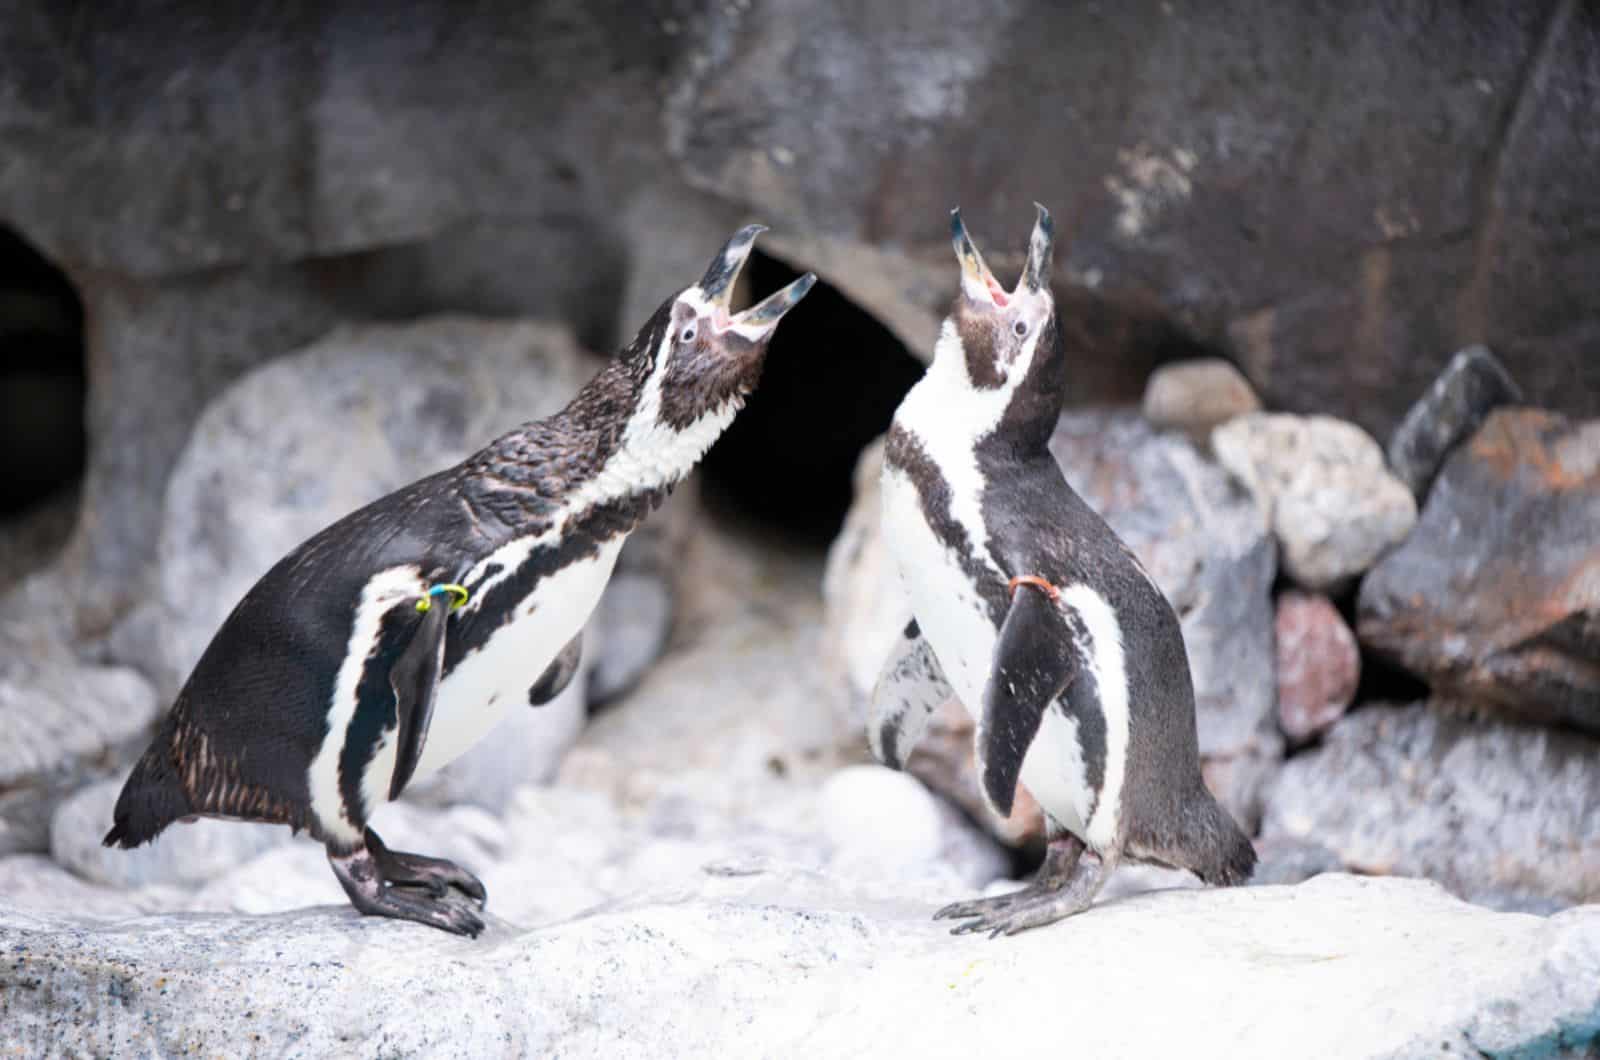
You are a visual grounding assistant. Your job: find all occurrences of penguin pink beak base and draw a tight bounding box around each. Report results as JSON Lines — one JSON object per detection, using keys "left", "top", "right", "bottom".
{"left": 697, "top": 223, "right": 817, "bottom": 341}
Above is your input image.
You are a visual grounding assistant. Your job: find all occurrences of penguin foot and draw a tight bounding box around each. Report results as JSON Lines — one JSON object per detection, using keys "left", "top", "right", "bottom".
{"left": 366, "top": 827, "right": 488, "bottom": 906}
{"left": 328, "top": 840, "right": 486, "bottom": 938}
{"left": 936, "top": 835, "right": 1111, "bottom": 939}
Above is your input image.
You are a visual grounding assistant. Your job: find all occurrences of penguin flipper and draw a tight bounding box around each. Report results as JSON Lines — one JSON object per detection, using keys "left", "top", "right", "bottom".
{"left": 387, "top": 599, "right": 452, "bottom": 801}
{"left": 528, "top": 633, "right": 582, "bottom": 706}
{"left": 978, "top": 587, "right": 1079, "bottom": 818}
{"left": 868, "top": 620, "right": 953, "bottom": 770}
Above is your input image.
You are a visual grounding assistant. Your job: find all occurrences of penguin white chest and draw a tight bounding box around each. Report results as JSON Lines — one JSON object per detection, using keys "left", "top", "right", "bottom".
{"left": 414, "top": 537, "right": 625, "bottom": 777}
{"left": 880, "top": 465, "right": 1098, "bottom": 841}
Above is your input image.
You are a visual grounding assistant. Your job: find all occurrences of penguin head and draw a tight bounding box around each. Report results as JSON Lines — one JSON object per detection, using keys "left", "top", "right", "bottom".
{"left": 645, "top": 225, "right": 816, "bottom": 430}
{"left": 938, "top": 205, "right": 1065, "bottom": 442}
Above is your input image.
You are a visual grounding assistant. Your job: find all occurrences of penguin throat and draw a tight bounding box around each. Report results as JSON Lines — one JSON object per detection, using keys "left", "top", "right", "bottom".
{"left": 592, "top": 396, "right": 741, "bottom": 497}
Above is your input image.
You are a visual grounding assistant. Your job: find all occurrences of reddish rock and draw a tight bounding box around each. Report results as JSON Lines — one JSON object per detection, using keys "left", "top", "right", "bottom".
{"left": 1275, "top": 592, "right": 1360, "bottom": 745}
{"left": 1358, "top": 409, "right": 1600, "bottom": 734}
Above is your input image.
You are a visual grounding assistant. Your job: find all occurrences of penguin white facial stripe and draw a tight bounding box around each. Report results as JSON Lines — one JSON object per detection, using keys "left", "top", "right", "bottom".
{"left": 308, "top": 563, "right": 426, "bottom": 845}
{"left": 1057, "top": 584, "right": 1130, "bottom": 849}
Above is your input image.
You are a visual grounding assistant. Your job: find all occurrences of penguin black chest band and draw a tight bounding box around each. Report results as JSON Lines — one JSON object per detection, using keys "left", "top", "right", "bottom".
{"left": 1007, "top": 575, "right": 1060, "bottom": 603}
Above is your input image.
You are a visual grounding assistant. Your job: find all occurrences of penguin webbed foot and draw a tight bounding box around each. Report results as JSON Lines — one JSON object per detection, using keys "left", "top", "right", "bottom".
{"left": 327, "top": 830, "right": 488, "bottom": 938}
{"left": 366, "top": 827, "right": 488, "bottom": 906}
{"left": 935, "top": 834, "right": 1110, "bottom": 939}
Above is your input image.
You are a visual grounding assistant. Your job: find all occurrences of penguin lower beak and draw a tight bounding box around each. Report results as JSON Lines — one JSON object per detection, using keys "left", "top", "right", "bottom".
{"left": 699, "top": 223, "right": 768, "bottom": 314}
{"left": 726, "top": 272, "right": 817, "bottom": 338}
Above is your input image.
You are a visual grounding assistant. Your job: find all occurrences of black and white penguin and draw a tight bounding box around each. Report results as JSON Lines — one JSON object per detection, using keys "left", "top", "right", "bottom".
{"left": 105, "top": 225, "right": 815, "bottom": 937}
{"left": 869, "top": 206, "right": 1254, "bottom": 937}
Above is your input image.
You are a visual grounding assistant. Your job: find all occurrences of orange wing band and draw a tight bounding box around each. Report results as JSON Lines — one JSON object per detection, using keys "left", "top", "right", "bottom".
{"left": 1007, "top": 575, "right": 1060, "bottom": 603}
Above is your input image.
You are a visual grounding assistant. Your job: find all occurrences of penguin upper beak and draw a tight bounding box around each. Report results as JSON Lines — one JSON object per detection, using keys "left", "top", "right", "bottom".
{"left": 951, "top": 208, "right": 1009, "bottom": 308}
{"left": 699, "top": 224, "right": 766, "bottom": 314}
{"left": 1018, "top": 203, "right": 1054, "bottom": 295}
{"left": 699, "top": 223, "right": 817, "bottom": 340}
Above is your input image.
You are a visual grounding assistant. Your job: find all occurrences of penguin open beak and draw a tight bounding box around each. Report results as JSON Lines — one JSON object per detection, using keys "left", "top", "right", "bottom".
{"left": 1018, "top": 203, "right": 1054, "bottom": 295}
{"left": 951, "top": 208, "right": 1010, "bottom": 307}
{"left": 699, "top": 223, "right": 817, "bottom": 339}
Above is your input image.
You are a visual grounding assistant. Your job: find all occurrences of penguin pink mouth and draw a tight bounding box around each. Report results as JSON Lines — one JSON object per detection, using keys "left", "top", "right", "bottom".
{"left": 697, "top": 223, "right": 816, "bottom": 341}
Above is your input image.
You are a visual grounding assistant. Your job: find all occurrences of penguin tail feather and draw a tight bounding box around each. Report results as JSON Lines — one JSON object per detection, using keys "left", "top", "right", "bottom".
{"left": 102, "top": 740, "right": 192, "bottom": 849}
{"left": 1189, "top": 797, "right": 1258, "bottom": 888}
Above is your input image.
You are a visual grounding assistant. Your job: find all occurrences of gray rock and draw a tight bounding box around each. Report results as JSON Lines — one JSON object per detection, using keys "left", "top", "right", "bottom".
{"left": 1358, "top": 409, "right": 1600, "bottom": 734}
{"left": 1213, "top": 412, "right": 1416, "bottom": 590}
{"left": 1386, "top": 345, "right": 1523, "bottom": 500}
{"left": 1262, "top": 703, "right": 1600, "bottom": 911}
{"left": 1140, "top": 357, "right": 1261, "bottom": 441}
{"left": 49, "top": 778, "right": 288, "bottom": 889}
{"left": 561, "top": 516, "right": 858, "bottom": 828}
{"left": 820, "top": 437, "right": 901, "bottom": 707}
{"left": 0, "top": 578, "right": 159, "bottom": 854}
{"left": 0, "top": 855, "right": 188, "bottom": 920}
{"left": 3, "top": 873, "right": 1597, "bottom": 1058}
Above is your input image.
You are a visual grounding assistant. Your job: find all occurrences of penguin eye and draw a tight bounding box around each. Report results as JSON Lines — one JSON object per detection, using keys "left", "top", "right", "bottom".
{"left": 1013, "top": 319, "right": 1029, "bottom": 338}
{"left": 680, "top": 324, "right": 698, "bottom": 344}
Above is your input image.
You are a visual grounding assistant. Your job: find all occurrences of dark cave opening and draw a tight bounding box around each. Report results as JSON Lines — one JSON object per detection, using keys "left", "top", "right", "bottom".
{"left": 0, "top": 225, "right": 86, "bottom": 519}
{"left": 699, "top": 250, "right": 925, "bottom": 546}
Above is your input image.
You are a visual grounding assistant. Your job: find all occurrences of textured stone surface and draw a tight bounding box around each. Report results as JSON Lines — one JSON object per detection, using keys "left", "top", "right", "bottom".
{"left": 1214, "top": 412, "right": 1416, "bottom": 590}
{"left": 49, "top": 778, "right": 288, "bottom": 889}
{"left": 1141, "top": 356, "right": 1261, "bottom": 441}
{"left": 1274, "top": 592, "right": 1361, "bottom": 746}
{"left": 1359, "top": 409, "right": 1600, "bottom": 734}
{"left": 0, "top": 577, "right": 158, "bottom": 855}
{"left": 3, "top": 874, "right": 1598, "bottom": 1058}
{"left": 1386, "top": 345, "right": 1523, "bottom": 500}
{"left": 1262, "top": 704, "right": 1600, "bottom": 912}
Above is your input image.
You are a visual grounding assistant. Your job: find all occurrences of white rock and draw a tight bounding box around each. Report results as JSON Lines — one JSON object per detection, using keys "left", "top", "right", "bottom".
{"left": 0, "top": 575, "right": 160, "bottom": 854}
{"left": 818, "top": 765, "right": 945, "bottom": 866}
{"left": 1213, "top": 412, "right": 1417, "bottom": 590}
{"left": 3, "top": 873, "right": 1596, "bottom": 1058}
{"left": 1141, "top": 356, "right": 1261, "bottom": 440}
{"left": 49, "top": 777, "right": 289, "bottom": 888}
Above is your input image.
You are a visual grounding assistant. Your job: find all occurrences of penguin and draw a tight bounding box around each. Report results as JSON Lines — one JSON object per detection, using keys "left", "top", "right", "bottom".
{"left": 104, "top": 225, "right": 816, "bottom": 937}
{"left": 868, "top": 206, "right": 1254, "bottom": 937}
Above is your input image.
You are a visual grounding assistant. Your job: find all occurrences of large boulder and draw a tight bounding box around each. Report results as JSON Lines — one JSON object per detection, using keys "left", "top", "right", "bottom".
{"left": 1262, "top": 703, "right": 1600, "bottom": 912}
{"left": 3, "top": 874, "right": 1597, "bottom": 1058}
{"left": 1357, "top": 408, "right": 1600, "bottom": 734}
